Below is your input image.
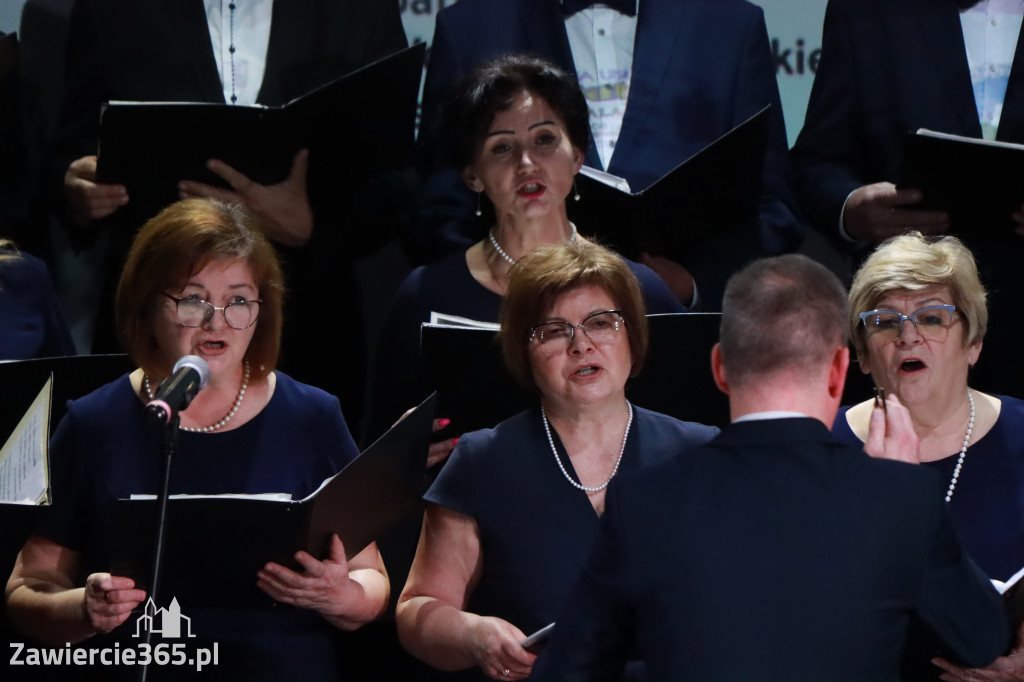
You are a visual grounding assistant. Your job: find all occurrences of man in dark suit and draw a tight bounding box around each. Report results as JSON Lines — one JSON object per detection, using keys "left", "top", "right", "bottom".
{"left": 789, "top": 0, "right": 1024, "bottom": 396}
{"left": 411, "top": 0, "right": 803, "bottom": 309}
{"left": 46, "top": 0, "right": 409, "bottom": 425}
{"left": 533, "top": 254, "right": 1009, "bottom": 681}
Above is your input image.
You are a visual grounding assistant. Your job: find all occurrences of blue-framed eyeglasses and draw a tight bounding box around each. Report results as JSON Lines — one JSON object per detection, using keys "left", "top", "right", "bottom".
{"left": 859, "top": 304, "right": 957, "bottom": 340}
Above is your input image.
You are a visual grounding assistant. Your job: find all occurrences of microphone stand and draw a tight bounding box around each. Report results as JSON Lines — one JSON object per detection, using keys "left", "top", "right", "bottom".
{"left": 139, "top": 414, "right": 179, "bottom": 682}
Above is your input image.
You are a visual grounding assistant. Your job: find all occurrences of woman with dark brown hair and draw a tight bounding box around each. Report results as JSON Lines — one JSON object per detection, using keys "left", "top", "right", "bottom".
{"left": 5, "top": 198, "right": 387, "bottom": 680}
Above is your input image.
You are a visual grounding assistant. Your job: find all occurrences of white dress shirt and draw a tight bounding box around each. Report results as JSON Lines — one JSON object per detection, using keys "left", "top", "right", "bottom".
{"left": 204, "top": 0, "right": 273, "bottom": 106}
{"left": 565, "top": 4, "right": 637, "bottom": 170}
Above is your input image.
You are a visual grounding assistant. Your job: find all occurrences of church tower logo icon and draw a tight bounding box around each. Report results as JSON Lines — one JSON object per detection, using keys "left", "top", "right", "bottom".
{"left": 132, "top": 597, "right": 196, "bottom": 639}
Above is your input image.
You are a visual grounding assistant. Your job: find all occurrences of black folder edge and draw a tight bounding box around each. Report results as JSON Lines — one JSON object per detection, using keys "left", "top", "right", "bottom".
{"left": 897, "top": 129, "right": 1024, "bottom": 237}
{"left": 96, "top": 41, "right": 426, "bottom": 187}
{"left": 420, "top": 313, "right": 730, "bottom": 431}
{"left": 108, "top": 392, "right": 437, "bottom": 607}
{"left": 303, "top": 390, "right": 437, "bottom": 560}
{"left": 570, "top": 105, "right": 770, "bottom": 256}
{"left": 579, "top": 104, "right": 770, "bottom": 200}
{"left": 998, "top": 568, "right": 1024, "bottom": 629}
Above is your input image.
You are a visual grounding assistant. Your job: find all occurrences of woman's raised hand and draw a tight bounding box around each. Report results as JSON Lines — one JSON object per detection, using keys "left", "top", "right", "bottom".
{"left": 865, "top": 393, "right": 921, "bottom": 464}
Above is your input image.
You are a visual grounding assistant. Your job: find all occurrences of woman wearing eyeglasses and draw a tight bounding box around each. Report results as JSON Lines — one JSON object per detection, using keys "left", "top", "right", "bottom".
{"left": 834, "top": 231, "right": 1024, "bottom": 679}
{"left": 5, "top": 199, "right": 388, "bottom": 681}
{"left": 395, "top": 239, "right": 717, "bottom": 681}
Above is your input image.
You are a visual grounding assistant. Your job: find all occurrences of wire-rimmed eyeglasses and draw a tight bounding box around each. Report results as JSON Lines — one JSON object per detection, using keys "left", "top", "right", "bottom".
{"left": 529, "top": 310, "right": 625, "bottom": 348}
{"left": 162, "top": 292, "right": 262, "bottom": 330}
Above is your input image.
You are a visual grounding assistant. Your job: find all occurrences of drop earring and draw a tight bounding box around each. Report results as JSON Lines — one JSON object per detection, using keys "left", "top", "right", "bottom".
{"left": 573, "top": 179, "right": 581, "bottom": 202}
{"left": 475, "top": 191, "right": 483, "bottom": 217}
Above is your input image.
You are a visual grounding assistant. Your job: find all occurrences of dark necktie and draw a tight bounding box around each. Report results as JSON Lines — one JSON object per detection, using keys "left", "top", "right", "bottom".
{"left": 561, "top": 0, "right": 637, "bottom": 18}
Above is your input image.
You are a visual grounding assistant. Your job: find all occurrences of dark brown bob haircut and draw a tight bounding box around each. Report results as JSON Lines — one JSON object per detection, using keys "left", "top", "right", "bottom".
{"left": 500, "top": 238, "right": 648, "bottom": 388}
{"left": 443, "top": 52, "right": 591, "bottom": 170}
{"left": 115, "top": 198, "right": 284, "bottom": 381}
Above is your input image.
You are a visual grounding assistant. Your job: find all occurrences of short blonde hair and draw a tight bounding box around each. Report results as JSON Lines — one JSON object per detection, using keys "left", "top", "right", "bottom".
{"left": 499, "top": 239, "right": 648, "bottom": 388}
{"left": 116, "top": 199, "right": 284, "bottom": 381}
{"left": 849, "top": 232, "right": 987, "bottom": 363}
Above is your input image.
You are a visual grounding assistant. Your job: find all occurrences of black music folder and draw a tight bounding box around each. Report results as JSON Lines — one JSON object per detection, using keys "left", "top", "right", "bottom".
{"left": 0, "top": 354, "right": 133, "bottom": 443}
{"left": 110, "top": 392, "right": 436, "bottom": 607}
{"left": 567, "top": 106, "right": 769, "bottom": 261}
{"left": 420, "top": 313, "right": 728, "bottom": 434}
{"left": 898, "top": 128, "right": 1024, "bottom": 238}
{"left": 96, "top": 42, "right": 425, "bottom": 221}
{"left": 0, "top": 355, "right": 132, "bottom": 580}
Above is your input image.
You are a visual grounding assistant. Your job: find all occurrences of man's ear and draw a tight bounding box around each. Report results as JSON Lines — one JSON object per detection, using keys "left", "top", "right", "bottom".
{"left": 711, "top": 343, "right": 729, "bottom": 396}
{"left": 829, "top": 346, "right": 850, "bottom": 399}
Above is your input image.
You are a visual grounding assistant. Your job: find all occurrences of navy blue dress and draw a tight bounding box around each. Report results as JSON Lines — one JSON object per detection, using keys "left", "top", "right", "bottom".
{"left": 365, "top": 249, "right": 685, "bottom": 442}
{"left": 424, "top": 405, "right": 718, "bottom": 680}
{"left": 36, "top": 372, "right": 359, "bottom": 681}
{"left": 833, "top": 396, "right": 1024, "bottom": 582}
{"left": 0, "top": 250, "right": 75, "bottom": 360}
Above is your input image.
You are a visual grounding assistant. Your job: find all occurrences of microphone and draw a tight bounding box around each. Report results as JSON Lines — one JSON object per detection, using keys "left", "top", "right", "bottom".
{"left": 145, "top": 355, "right": 211, "bottom": 427}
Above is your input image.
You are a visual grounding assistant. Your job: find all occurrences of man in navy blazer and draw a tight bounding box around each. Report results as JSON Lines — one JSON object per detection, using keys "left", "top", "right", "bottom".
{"left": 790, "top": 0, "right": 1024, "bottom": 398}
{"left": 533, "top": 254, "right": 1009, "bottom": 681}
{"left": 411, "top": 0, "right": 803, "bottom": 310}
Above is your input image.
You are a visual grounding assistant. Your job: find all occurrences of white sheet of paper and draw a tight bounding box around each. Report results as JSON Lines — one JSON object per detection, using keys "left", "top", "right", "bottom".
{"left": 0, "top": 376, "right": 52, "bottom": 505}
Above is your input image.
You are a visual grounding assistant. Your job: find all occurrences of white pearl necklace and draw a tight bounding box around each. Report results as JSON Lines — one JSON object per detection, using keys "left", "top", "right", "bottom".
{"left": 944, "top": 389, "right": 975, "bottom": 503}
{"left": 487, "top": 223, "right": 579, "bottom": 266}
{"left": 541, "top": 401, "right": 632, "bottom": 494}
{"left": 144, "top": 361, "right": 249, "bottom": 433}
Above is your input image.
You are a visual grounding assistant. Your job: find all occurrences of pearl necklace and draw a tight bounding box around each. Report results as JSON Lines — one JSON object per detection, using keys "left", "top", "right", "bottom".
{"left": 944, "top": 389, "right": 975, "bottom": 503}
{"left": 487, "top": 223, "right": 579, "bottom": 266}
{"left": 541, "top": 401, "right": 632, "bottom": 493}
{"left": 144, "top": 361, "right": 249, "bottom": 433}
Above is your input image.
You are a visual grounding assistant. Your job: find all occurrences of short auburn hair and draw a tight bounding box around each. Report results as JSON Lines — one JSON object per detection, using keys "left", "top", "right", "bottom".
{"left": 115, "top": 198, "right": 284, "bottom": 380}
{"left": 499, "top": 238, "right": 648, "bottom": 388}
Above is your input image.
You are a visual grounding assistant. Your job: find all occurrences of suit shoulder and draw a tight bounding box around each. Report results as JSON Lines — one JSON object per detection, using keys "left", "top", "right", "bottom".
{"left": 834, "top": 441, "right": 946, "bottom": 497}
{"left": 633, "top": 406, "right": 719, "bottom": 442}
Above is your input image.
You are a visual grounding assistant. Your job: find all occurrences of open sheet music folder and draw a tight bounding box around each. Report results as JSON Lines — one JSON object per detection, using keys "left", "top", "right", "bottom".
{"left": 0, "top": 376, "right": 51, "bottom": 507}
{"left": 421, "top": 313, "right": 729, "bottom": 433}
{"left": 567, "top": 105, "right": 769, "bottom": 261}
{"left": 899, "top": 128, "right": 1024, "bottom": 239}
{"left": 110, "top": 392, "right": 436, "bottom": 608}
{"left": 96, "top": 42, "right": 425, "bottom": 224}
{"left": 0, "top": 355, "right": 132, "bottom": 591}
